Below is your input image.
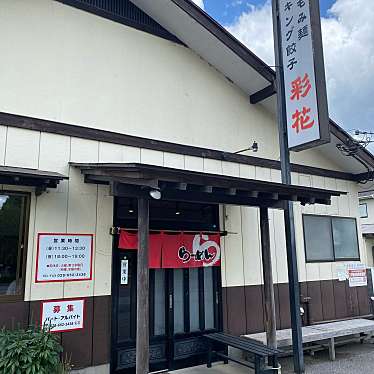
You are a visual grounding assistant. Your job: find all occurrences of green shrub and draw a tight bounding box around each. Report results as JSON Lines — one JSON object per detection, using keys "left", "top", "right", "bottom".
{"left": 0, "top": 326, "right": 64, "bottom": 374}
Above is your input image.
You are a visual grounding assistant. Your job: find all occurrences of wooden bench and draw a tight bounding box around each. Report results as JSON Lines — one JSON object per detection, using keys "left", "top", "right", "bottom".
{"left": 204, "top": 332, "right": 280, "bottom": 374}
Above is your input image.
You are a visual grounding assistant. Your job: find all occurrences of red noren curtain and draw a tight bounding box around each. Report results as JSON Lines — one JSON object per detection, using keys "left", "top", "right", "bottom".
{"left": 118, "top": 230, "right": 221, "bottom": 269}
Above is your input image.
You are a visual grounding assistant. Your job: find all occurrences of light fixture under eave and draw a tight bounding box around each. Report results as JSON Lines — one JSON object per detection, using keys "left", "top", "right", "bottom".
{"left": 175, "top": 203, "right": 181, "bottom": 215}
{"left": 149, "top": 189, "right": 162, "bottom": 200}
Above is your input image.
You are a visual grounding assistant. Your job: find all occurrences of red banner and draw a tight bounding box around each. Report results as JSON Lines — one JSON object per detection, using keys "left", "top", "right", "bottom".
{"left": 118, "top": 231, "right": 221, "bottom": 269}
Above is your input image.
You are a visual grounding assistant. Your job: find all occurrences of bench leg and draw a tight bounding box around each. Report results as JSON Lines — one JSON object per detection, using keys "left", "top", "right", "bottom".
{"left": 270, "top": 355, "right": 279, "bottom": 370}
{"left": 207, "top": 341, "right": 212, "bottom": 368}
{"left": 254, "top": 355, "right": 261, "bottom": 374}
{"left": 223, "top": 346, "right": 229, "bottom": 364}
{"left": 329, "top": 337, "right": 336, "bottom": 361}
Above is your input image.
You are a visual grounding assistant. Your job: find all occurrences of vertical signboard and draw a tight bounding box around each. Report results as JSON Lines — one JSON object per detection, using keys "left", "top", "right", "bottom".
{"left": 278, "top": 0, "right": 330, "bottom": 151}
{"left": 120, "top": 259, "right": 129, "bottom": 285}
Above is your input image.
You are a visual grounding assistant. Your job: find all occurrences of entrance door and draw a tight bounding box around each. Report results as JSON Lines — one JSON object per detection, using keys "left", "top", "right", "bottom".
{"left": 111, "top": 250, "right": 222, "bottom": 373}
{"left": 111, "top": 198, "right": 222, "bottom": 373}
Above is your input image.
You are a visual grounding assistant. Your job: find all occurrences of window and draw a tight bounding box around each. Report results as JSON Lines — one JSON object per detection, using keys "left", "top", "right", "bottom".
{"left": 0, "top": 192, "right": 29, "bottom": 299}
{"left": 359, "top": 203, "right": 368, "bottom": 218}
{"left": 303, "top": 215, "right": 360, "bottom": 262}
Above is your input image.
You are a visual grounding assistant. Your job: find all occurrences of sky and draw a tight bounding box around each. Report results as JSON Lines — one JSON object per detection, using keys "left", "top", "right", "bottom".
{"left": 191, "top": 0, "right": 374, "bottom": 144}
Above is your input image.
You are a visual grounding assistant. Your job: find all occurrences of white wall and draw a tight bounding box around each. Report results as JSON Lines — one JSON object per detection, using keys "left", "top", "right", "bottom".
{"left": 0, "top": 123, "right": 363, "bottom": 300}
{"left": 0, "top": 1, "right": 366, "bottom": 300}
{"left": 221, "top": 172, "right": 366, "bottom": 288}
{"left": 0, "top": 0, "right": 345, "bottom": 173}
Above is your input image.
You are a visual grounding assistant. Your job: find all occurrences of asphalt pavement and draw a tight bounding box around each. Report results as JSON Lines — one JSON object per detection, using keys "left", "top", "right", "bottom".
{"left": 174, "top": 341, "right": 374, "bottom": 374}
{"left": 281, "top": 341, "right": 374, "bottom": 373}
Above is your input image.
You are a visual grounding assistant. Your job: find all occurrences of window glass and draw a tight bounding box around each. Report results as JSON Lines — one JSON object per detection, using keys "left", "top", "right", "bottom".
{"left": 0, "top": 194, "right": 26, "bottom": 296}
{"left": 154, "top": 269, "right": 166, "bottom": 336}
{"left": 204, "top": 267, "right": 215, "bottom": 330}
{"left": 303, "top": 215, "right": 334, "bottom": 262}
{"left": 359, "top": 204, "right": 368, "bottom": 218}
{"left": 189, "top": 268, "right": 200, "bottom": 331}
{"left": 332, "top": 218, "right": 360, "bottom": 260}
{"left": 173, "top": 269, "right": 185, "bottom": 334}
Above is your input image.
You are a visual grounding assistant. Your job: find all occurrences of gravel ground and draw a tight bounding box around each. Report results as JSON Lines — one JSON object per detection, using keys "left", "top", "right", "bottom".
{"left": 175, "top": 341, "right": 374, "bottom": 374}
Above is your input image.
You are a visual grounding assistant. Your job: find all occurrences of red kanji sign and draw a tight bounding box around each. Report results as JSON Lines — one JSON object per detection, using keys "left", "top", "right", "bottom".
{"left": 292, "top": 106, "right": 315, "bottom": 133}
{"left": 277, "top": 0, "right": 330, "bottom": 150}
{"left": 290, "top": 73, "right": 312, "bottom": 101}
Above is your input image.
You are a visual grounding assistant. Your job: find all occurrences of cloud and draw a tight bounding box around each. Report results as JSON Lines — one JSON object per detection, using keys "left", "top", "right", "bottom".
{"left": 226, "top": 0, "right": 374, "bottom": 136}
{"left": 191, "top": 0, "right": 205, "bottom": 10}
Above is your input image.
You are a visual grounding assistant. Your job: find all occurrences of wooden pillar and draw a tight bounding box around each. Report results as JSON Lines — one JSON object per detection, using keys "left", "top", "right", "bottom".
{"left": 260, "top": 207, "right": 277, "bottom": 349}
{"left": 136, "top": 196, "right": 150, "bottom": 374}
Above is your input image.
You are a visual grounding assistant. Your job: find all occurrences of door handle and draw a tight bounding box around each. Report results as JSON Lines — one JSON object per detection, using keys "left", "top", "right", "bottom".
{"left": 169, "top": 294, "right": 173, "bottom": 310}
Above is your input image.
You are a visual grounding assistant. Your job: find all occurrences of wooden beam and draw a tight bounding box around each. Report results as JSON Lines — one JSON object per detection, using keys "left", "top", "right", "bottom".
{"left": 259, "top": 207, "right": 277, "bottom": 349}
{"left": 176, "top": 182, "right": 188, "bottom": 190}
{"left": 250, "top": 83, "right": 276, "bottom": 104}
{"left": 226, "top": 188, "right": 237, "bottom": 196}
{"left": 249, "top": 191, "right": 259, "bottom": 198}
{"left": 136, "top": 197, "right": 150, "bottom": 374}
{"left": 201, "top": 185, "right": 213, "bottom": 193}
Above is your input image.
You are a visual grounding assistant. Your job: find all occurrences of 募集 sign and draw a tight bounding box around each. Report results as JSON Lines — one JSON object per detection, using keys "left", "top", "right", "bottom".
{"left": 278, "top": 0, "right": 330, "bottom": 150}
{"left": 41, "top": 298, "right": 85, "bottom": 332}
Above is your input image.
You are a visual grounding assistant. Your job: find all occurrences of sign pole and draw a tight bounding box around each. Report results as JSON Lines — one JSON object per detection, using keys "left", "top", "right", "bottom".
{"left": 260, "top": 207, "right": 277, "bottom": 349}
{"left": 136, "top": 196, "right": 150, "bottom": 374}
{"left": 272, "top": 0, "right": 304, "bottom": 372}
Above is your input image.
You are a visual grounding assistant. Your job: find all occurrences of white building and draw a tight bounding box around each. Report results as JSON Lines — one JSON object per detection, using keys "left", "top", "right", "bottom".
{"left": 0, "top": 1, "right": 373, "bottom": 373}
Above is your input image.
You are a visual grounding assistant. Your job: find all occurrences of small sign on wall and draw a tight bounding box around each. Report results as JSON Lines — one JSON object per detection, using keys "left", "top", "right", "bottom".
{"left": 41, "top": 298, "right": 85, "bottom": 332}
{"left": 36, "top": 233, "right": 93, "bottom": 283}
{"left": 348, "top": 263, "right": 367, "bottom": 287}
{"left": 336, "top": 263, "right": 367, "bottom": 287}
{"left": 121, "top": 259, "right": 129, "bottom": 285}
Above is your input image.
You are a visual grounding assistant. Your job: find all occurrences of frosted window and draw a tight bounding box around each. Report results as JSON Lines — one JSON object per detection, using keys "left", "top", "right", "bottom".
{"left": 154, "top": 270, "right": 165, "bottom": 336}
{"left": 332, "top": 218, "right": 359, "bottom": 260}
{"left": 173, "top": 270, "right": 184, "bottom": 333}
{"left": 359, "top": 204, "right": 368, "bottom": 218}
{"left": 204, "top": 268, "right": 215, "bottom": 330}
{"left": 304, "top": 215, "right": 334, "bottom": 262}
{"left": 189, "top": 269, "right": 200, "bottom": 331}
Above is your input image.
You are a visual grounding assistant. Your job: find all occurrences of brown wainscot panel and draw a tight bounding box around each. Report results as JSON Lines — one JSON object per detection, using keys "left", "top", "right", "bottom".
{"left": 277, "top": 284, "right": 291, "bottom": 330}
{"left": 333, "top": 280, "right": 349, "bottom": 319}
{"left": 92, "top": 295, "right": 112, "bottom": 365}
{"left": 244, "top": 285, "right": 265, "bottom": 333}
{"left": 219, "top": 280, "right": 373, "bottom": 337}
{"left": 0, "top": 301, "right": 29, "bottom": 329}
{"left": 222, "top": 287, "right": 229, "bottom": 333}
{"left": 61, "top": 298, "right": 94, "bottom": 369}
{"left": 306, "top": 281, "right": 323, "bottom": 324}
{"left": 273, "top": 284, "right": 281, "bottom": 330}
{"left": 357, "top": 285, "right": 371, "bottom": 316}
{"left": 320, "top": 280, "right": 335, "bottom": 321}
{"left": 225, "top": 286, "right": 247, "bottom": 335}
{"left": 345, "top": 282, "right": 360, "bottom": 317}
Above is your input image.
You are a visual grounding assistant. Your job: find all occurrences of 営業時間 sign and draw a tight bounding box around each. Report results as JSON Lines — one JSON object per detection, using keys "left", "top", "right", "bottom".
{"left": 36, "top": 233, "right": 93, "bottom": 282}
{"left": 278, "top": 0, "right": 330, "bottom": 150}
